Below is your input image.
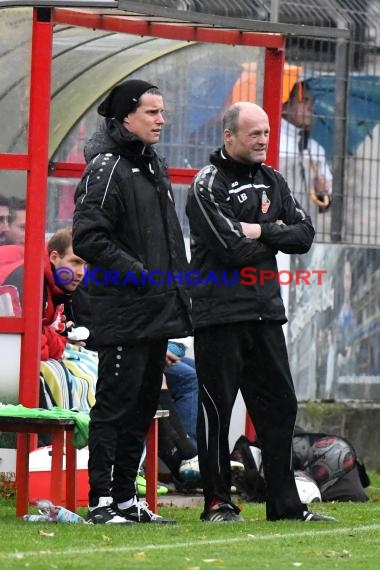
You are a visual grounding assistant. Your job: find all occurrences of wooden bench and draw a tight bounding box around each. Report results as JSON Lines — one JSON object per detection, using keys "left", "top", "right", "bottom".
{"left": 0, "top": 409, "right": 168, "bottom": 517}
{"left": 0, "top": 416, "right": 76, "bottom": 517}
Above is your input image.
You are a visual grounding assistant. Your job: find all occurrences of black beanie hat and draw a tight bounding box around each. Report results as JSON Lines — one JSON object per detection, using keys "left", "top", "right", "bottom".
{"left": 97, "top": 79, "right": 158, "bottom": 120}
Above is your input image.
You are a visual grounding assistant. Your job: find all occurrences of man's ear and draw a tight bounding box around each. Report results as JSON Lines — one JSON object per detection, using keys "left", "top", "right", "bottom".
{"left": 49, "top": 250, "right": 59, "bottom": 266}
{"left": 224, "top": 128, "right": 233, "bottom": 145}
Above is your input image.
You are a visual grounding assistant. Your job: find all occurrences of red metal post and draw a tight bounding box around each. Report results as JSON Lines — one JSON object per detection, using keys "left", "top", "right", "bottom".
{"left": 145, "top": 418, "right": 159, "bottom": 513}
{"left": 263, "top": 46, "right": 285, "bottom": 169}
{"left": 65, "top": 430, "right": 77, "bottom": 512}
{"left": 19, "top": 7, "right": 53, "bottom": 407}
{"left": 244, "top": 45, "right": 285, "bottom": 442}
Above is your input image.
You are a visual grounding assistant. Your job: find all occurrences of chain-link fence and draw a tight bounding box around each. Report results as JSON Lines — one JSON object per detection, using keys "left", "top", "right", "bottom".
{"left": 2, "top": 2, "right": 380, "bottom": 403}
{"left": 123, "top": 0, "right": 380, "bottom": 245}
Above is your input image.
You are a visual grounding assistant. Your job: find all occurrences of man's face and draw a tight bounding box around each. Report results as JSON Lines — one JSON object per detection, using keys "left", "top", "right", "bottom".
{"left": 8, "top": 209, "right": 26, "bottom": 245}
{"left": 50, "top": 245, "right": 86, "bottom": 292}
{"left": 225, "top": 105, "right": 270, "bottom": 165}
{"left": 285, "top": 91, "right": 313, "bottom": 130}
{"left": 123, "top": 93, "right": 165, "bottom": 146}
{"left": 0, "top": 205, "right": 9, "bottom": 245}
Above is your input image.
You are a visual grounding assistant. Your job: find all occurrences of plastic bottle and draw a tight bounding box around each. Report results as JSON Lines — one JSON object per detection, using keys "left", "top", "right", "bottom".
{"left": 35, "top": 499, "right": 86, "bottom": 524}
{"left": 55, "top": 506, "right": 86, "bottom": 524}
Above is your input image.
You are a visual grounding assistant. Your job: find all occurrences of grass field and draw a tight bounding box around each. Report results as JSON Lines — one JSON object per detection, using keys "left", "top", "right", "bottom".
{"left": 1, "top": 472, "right": 380, "bottom": 570}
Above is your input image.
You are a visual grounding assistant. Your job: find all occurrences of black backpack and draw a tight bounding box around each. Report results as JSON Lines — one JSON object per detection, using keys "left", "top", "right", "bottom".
{"left": 230, "top": 435, "right": 266, "bottom": 502}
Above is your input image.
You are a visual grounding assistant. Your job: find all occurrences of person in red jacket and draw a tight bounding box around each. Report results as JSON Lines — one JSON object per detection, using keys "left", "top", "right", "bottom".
{"left": 0, "top": 244, "right": 24, "bottom": 285}
{"left": 41, "top": 227, "right": 86, "bottom": 360}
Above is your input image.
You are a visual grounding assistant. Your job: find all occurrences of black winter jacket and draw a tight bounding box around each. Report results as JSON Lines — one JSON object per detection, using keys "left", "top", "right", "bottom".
{"left": 72, "top": 119, "right": 192, "bottom": 345}
{"left": 186, "top": 146, "right": 315, "bottom": 328}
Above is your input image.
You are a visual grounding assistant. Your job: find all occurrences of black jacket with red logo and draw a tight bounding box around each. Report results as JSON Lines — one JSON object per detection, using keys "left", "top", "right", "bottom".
{"left": 186, "top": 146, "right": 315, "bottom": 328}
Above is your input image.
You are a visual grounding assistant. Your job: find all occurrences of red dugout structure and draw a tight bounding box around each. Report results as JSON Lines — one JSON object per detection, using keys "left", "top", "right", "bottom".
{"left": 0, "top": 3, "right": 349, "bottom": 506}
{"left": 0, "top": 1, "right": 288, "bottom": 435}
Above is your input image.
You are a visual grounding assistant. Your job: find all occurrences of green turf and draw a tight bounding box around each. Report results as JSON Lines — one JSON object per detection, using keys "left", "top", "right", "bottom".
{"left": 1, "top": 472, "right": 380, "bottom": 569}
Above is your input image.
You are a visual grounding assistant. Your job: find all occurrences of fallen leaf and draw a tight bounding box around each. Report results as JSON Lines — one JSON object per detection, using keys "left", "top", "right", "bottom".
{"left": 38, "top": 530, "right": 55, "bottom": 537}
{"left": 133, "top": 552, "right": 146, "bottom": 560}
{"left": 101, "top": 534, "right": 111, "bottom": 543}
{"left": 324, "top": 550, "right": 351, "bottom": 559}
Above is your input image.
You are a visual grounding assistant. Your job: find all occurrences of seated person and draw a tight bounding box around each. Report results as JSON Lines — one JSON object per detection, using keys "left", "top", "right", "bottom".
{"left": 40, "top": 227, "right": 87, "bottom": 361}
{"left": 157, "top": 375, "right": 201, "bottom": 490}
{"left": 0, "top": 196, "right": 25, "bottom": 291}
{"left": 5, "top": 197, "right": 26, "bottom": 245}
{"left": 157, "top": 375, "right": 244, "bottom": 492}
{"left": 39, "top": 229, "right": 99, "bottom": 413}
{"left": 164, "top": 337, "right": 198, "bottom": 445}
{"left": 3, "top": 226, "right": 86, "bottom": 358}
{"left": 3, "top": 227, "right": 98, "bottom": 413}
{"left": 0, "top": 244, "right": 24, "bottom": 289}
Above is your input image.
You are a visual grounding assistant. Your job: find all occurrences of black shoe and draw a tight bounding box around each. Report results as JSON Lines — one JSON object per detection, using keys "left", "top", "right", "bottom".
{"left": 302, "top": 510, "right": 337, "bottom": 522}
{"left": 87, "top": 497, "right": 133, "bottom": 525}
{"left": 201, "top": 503, "right": 244, "bottom": 523}
{"left": 117, "top": 498, "right": 176, "bottom": 524}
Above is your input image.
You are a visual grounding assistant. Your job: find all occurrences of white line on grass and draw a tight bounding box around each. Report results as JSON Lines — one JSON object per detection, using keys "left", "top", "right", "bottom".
{"left": 4, "top": 523, "right": 380, "bottom": 560}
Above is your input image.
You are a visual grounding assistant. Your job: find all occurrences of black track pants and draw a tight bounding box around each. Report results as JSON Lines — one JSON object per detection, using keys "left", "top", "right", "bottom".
{"left": 195, "top": 321, "right": 305, "bottom": 521}
{"left": 88, "top": 340, "right": 167, "bottom": 505}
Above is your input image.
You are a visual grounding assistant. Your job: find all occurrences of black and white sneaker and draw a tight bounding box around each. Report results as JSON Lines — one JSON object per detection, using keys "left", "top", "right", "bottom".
{"left": 87, "top": 497, "right": 133, "bottom": 524}
{"left": 201, "top": 502, "right": 244, "bottom": 523}
{"left": 117, "top": 497, "right": 176, "bottom": 524}
{"left": 302, "top": 510, "right": 337, "bottom": 522}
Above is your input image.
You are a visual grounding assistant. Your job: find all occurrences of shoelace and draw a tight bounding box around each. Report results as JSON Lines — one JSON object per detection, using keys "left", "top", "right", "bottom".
{"left": 135, "top": 500, "right": 156, "bottom": 520}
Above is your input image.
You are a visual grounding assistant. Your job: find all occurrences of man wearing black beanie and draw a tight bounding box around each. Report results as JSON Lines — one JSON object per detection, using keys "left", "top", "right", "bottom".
{"left": 72, "top": 79, "right": 192, "bottom": 524}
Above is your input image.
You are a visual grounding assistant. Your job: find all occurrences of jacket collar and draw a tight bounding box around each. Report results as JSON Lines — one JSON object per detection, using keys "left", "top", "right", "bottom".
{"left": 44, "top": 249, "right": 71, "bottom": 301}
{"left": 211, "top": 146, "right": 262, "bottom": 177}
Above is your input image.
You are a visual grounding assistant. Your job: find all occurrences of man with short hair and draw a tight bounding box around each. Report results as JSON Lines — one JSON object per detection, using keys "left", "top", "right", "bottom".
{"left": 2, "top": 226, "right": 86, "bottom": 358}
{"left": 6, "top": 197, "right": 26, "bottom": 245}
{"left": 187, "top": 101, "right": 336, "bottom": 523}
{"left": 41, "top": 227, "right": 86, "bottom": 360}
{"left": 73, "top": 79, "right": 192, "bottom": 524}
